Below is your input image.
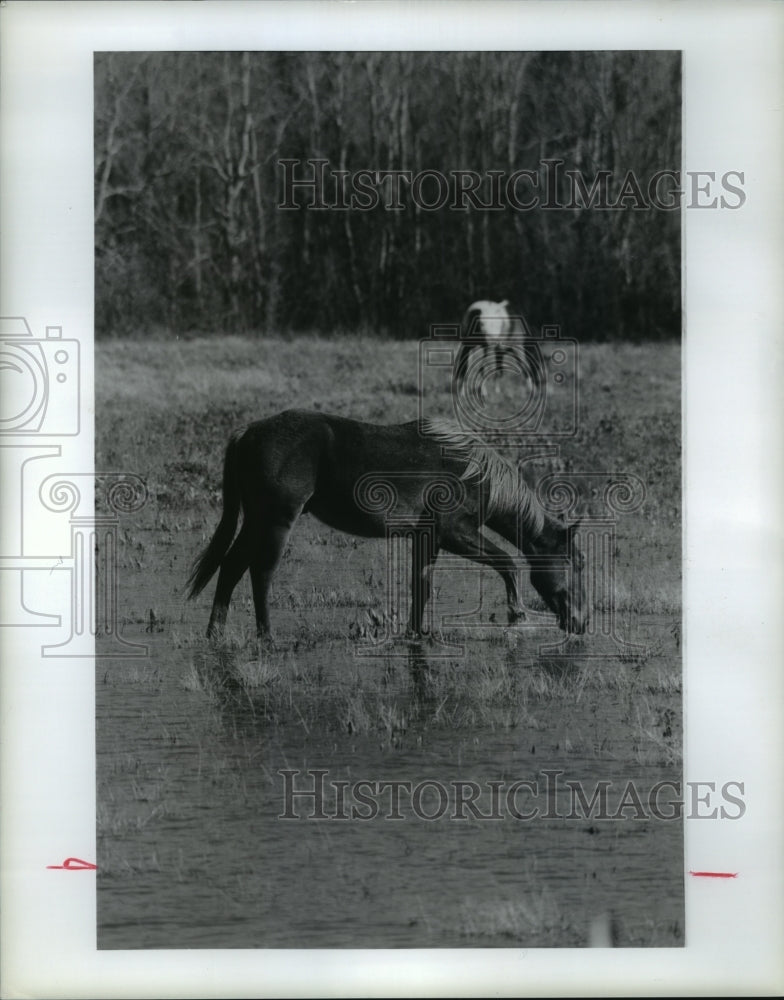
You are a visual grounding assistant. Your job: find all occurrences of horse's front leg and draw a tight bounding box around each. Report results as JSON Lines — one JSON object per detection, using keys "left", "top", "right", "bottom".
{"left": 408, "top": 531, "right": 440, "bottom": 637}
{"left": 442, "top": 520, "right": 528, "bottom": 625}
{"left": 504, "top": 571, "right": 528, "bottom": 625}
{"left": 482, "top": 515, "right": 535, "bottom": 623}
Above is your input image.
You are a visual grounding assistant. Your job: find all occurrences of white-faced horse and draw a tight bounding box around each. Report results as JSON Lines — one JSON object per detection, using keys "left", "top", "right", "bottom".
{"left": 454, "top": 299, "right": 543, "bottom": 401}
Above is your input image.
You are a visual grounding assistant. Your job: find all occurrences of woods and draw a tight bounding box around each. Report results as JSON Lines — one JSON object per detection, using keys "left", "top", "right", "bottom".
{"left": 94, "top": 51, "right": 681, "bottom": 340}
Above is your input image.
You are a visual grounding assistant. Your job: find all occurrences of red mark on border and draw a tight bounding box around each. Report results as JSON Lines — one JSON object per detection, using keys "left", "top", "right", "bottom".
{"left": 47, "top": 858, "right": 97, "bottom": 871}
{"left": 689, "top": 870, "right": 738, "bottom": 878}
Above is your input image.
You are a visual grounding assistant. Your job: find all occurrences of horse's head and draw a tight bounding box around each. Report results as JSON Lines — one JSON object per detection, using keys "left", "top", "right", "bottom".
{"left": 527, "top": 519, "right": 589, "bottom": 634}
{"left": 463, "top": 299, "right": 513, "bottom": 344}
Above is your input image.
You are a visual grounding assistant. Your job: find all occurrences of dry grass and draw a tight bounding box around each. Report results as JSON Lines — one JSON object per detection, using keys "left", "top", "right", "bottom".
{"left": 97, "top": 332, "right": 681, "bottom": 755}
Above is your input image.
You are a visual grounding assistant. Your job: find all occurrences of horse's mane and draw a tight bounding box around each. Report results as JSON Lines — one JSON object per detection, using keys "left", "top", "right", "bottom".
{"left": 420, "top": 419, "right": 546, "bottom": 535}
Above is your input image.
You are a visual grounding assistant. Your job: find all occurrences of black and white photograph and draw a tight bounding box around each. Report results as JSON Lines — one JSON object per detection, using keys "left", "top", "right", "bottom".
{"left": 1, "top": 1, "right": 783, "bottom": 996}
{"left": 94, "top": 47, "right": 684, "bottom": 950}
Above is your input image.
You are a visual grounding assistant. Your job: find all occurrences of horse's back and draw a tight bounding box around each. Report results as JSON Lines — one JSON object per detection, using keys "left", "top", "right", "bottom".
{"left": 306, "top": 413, "right": 445, "bottom": 535}
{"left": 235, "top": 411, "right": 449, "bottom": 535}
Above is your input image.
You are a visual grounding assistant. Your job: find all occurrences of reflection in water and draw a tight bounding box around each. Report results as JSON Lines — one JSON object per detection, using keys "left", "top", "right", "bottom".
{"left": 97, "top": 631, "right": 684, "bottom": 949}
{"left": 407, "top": 640, "right": 434, "bottom": 707}
{"left": 194, "top": 638, "right": 445, "bottom": 730}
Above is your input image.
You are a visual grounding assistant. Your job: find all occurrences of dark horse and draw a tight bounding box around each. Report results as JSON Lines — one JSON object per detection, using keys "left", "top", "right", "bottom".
{"left": 187, "top": 410, "right": 588, "bottom": 639}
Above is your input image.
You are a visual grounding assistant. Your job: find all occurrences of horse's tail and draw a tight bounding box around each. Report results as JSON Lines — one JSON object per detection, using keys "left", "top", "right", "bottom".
{"left": 187, "top": 433, "right": 242, "bottom": 599}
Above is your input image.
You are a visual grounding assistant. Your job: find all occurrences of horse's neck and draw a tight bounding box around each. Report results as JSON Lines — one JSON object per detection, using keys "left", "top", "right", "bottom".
{"left": 534, "top": 514, "right": 568, "bottom": 552}
{"left": 486, "top": 491, "right": 552, "bottom": 550}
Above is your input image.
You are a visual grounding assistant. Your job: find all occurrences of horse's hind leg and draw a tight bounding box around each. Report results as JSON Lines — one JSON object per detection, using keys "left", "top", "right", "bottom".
{"left": 207, "top": 525, "right": 252, "bottom": 640}
{"left": 247, "top": 506, "right": 302, "bottom": 638}
{"left": 440, "top": 518, "right": 527, "bottom": 624}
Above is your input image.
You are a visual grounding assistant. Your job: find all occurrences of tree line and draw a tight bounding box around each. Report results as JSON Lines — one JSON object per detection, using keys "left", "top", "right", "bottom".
{"left": 94, "top": 50, "right": 681, "bottom": 340}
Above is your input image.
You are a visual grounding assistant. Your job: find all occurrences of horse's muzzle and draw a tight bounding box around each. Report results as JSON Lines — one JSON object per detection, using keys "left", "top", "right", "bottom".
{"left": 560, "top": 610, "right": 588, "bottom": 635}
{"left": 568, "top": 615, "right": 588, "bottom": 635}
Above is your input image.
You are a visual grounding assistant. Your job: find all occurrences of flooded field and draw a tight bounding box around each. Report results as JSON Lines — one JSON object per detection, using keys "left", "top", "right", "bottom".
{"left": 97, "top": 627, "right": 682, "bottom": 949}
{"left": 96, "top": 335, "right": 683, "bottom": 949}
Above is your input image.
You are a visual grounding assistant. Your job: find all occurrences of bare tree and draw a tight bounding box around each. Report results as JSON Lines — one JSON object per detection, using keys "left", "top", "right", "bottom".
{"left": 94, "top": 50, "right": 681, "bottom": 340}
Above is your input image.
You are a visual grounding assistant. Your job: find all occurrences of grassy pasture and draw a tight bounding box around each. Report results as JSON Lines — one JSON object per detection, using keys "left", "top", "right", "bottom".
{"left": 96, "top": 333, "right": 681, "bottom": 637}
{"left": 96, "top": 333, "right": 683, "bottom": 948}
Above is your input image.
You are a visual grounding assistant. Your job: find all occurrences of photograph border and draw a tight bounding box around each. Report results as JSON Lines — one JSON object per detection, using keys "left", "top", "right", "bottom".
{"left": 1, "top": 1, "right": 783, "bottom": 996}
